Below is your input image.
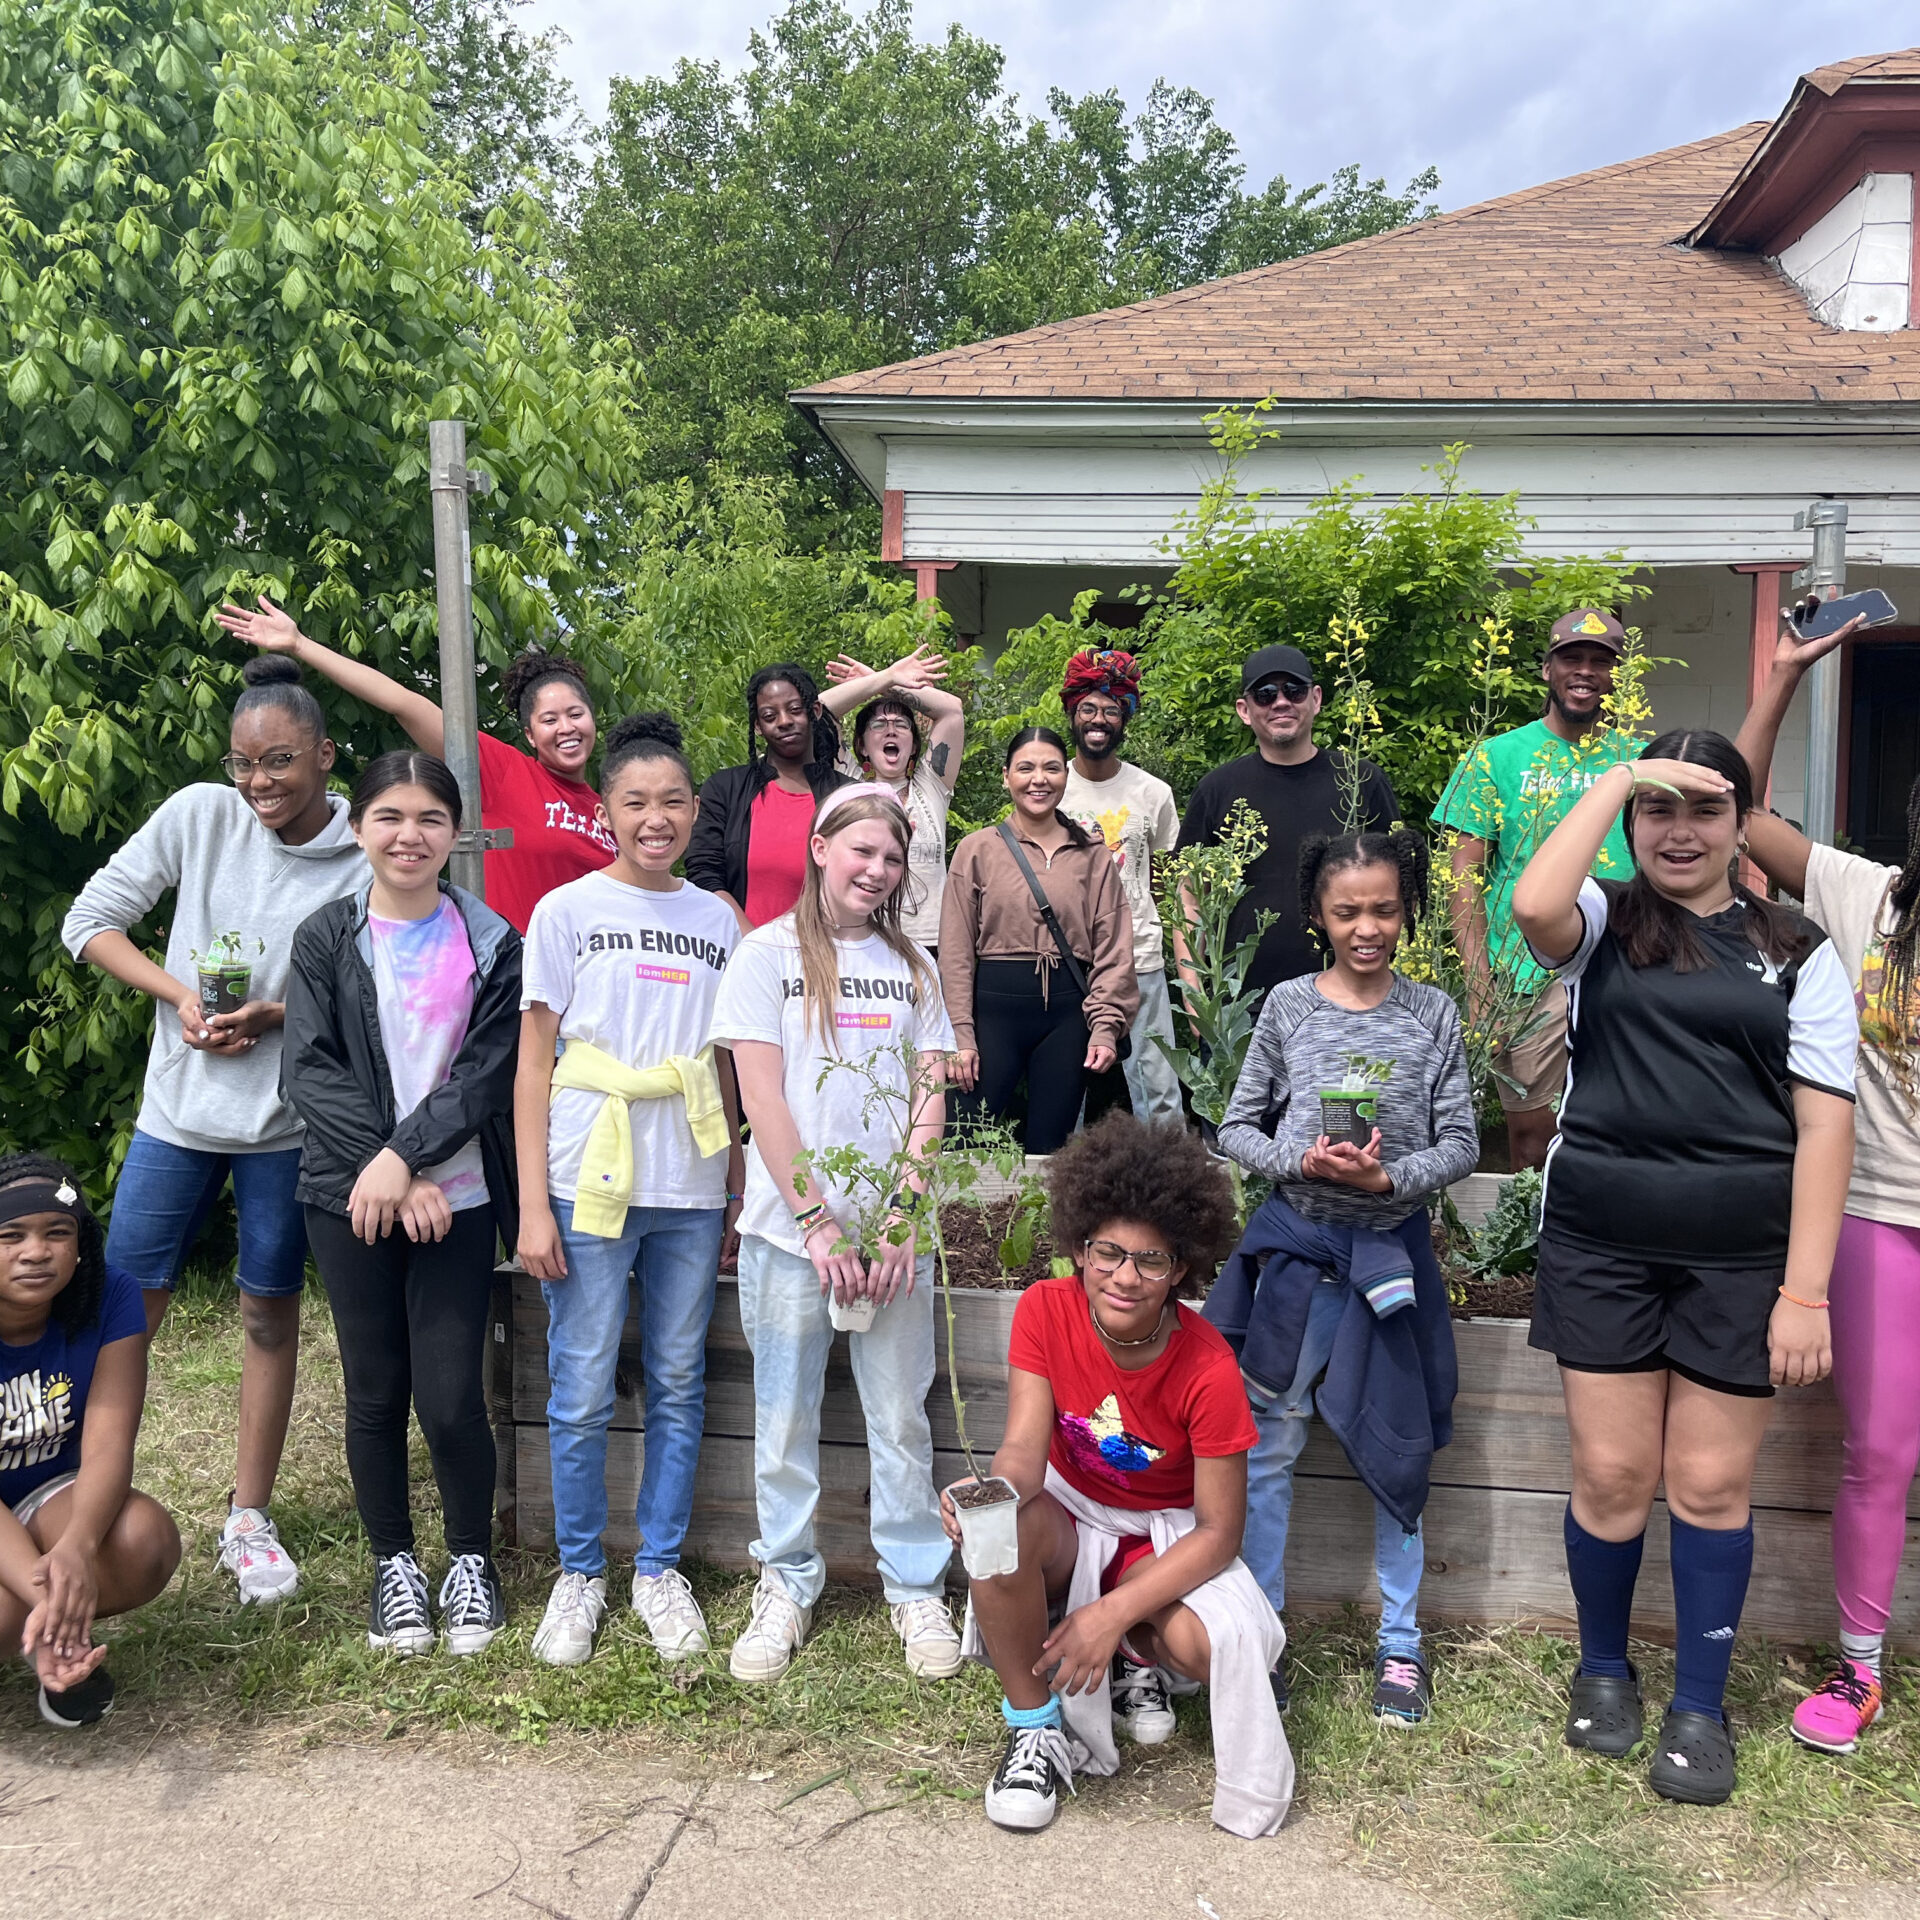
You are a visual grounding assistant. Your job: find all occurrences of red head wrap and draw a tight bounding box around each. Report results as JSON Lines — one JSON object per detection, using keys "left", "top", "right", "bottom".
{"left": 1060, "top": 647, "right": 1142, "bottom": 718}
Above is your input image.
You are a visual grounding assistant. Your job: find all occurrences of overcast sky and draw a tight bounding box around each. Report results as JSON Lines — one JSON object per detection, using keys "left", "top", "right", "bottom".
{"left": 522, "top": 0, "right": 1908, "bottom": 211}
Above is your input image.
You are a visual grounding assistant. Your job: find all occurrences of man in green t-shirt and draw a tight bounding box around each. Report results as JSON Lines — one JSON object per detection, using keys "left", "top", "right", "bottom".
{"left": 1434, "top": 608, "right": 1639, "bottom": 1170}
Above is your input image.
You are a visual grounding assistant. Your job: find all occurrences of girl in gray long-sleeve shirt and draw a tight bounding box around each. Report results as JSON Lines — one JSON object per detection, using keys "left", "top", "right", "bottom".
{"left": 1214, "top": 829, "right": 1477, "bottom": 1729}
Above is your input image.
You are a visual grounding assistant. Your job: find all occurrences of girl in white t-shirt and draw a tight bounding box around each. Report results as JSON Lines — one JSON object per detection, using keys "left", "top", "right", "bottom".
{"left": 706, "top": 783, "right": 962, "bottom": 1686}
{"left": 515, "top": 715, "right": 747, "bottom": 1668}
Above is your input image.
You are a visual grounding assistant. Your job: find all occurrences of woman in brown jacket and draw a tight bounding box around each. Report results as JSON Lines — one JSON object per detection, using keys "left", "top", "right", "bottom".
{"left": 940, "top": 728, "right": 1139, "bottom": 1152}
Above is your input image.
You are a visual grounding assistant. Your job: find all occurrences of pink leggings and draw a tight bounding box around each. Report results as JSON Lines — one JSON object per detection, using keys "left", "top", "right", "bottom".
{"left": 1830, "top": 1213, "right": 1920, "bottom": 1639}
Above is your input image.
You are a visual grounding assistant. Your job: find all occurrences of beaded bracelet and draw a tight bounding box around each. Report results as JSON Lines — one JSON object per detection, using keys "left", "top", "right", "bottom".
{"left": 793, "top": 1201, "right": 828, "bottom": 1233}
{"left": 1778, "top": 1287, "right": 1829, "bottom": 1310}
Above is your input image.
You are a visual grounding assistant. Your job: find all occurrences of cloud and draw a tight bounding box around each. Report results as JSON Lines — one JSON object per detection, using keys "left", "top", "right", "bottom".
{"left": 528, "top": 0, "right": 1903, "bottom": 209}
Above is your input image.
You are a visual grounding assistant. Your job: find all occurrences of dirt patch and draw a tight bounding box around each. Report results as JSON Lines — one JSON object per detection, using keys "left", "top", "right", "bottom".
{"left": 1433, "top": 1217, "right": 1536, "bottom": 1322}
{"left": 934, "top": 1200, "right": 1059, "bottom": 1289}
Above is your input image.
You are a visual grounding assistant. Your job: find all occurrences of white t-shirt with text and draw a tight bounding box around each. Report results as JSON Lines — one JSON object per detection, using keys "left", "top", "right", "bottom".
{"left": 706, "top": 916, "right": 955, "bottom": 1257}
{"left": 521, "top": 870, "right": 738, "bottom": 1209}
{"left": 1062, "top": 760, "right": 1180, "bottom": 976}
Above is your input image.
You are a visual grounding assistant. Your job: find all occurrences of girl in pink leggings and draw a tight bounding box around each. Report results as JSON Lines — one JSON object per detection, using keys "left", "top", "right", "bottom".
{"left": 1739, "top": 610, "right": 1920, "bottom": 1753}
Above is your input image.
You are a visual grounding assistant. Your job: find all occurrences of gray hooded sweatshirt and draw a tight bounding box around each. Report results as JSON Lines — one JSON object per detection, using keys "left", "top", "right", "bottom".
{"left": 63, "top": 784, "right": 369, "bottom": 1154}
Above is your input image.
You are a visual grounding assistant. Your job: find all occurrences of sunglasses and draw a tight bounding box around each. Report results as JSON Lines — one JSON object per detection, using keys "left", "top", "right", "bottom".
{"left": 1246, "top": 675, "right": 1313, "bottom": 708}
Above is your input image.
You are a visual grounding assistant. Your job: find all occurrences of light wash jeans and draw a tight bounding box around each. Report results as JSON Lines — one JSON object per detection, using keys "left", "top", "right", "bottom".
{"left": 735, "top": 1233, "right": 951, "bottom": 1607}
{"left": 545, "top": 1199, "right": 724, "bottom": 1578}
{"left": 1243, "top": 1274, "right": 1426, "bottom": 1656}
{"left": 1124, "top": 966, "right": 1185, "bottom": 1126}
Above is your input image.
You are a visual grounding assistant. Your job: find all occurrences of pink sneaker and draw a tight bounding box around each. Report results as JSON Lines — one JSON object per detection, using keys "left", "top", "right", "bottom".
{"left": 1791, "top": 1657, "right": 1882, "bottom": 1755}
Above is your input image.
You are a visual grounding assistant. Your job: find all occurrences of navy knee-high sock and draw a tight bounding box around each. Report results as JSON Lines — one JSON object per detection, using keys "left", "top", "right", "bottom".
{"left": 1668, "top": 1514, "right": 1753, "bottom": 1721}
{"left": 1564, "top": 1503, "right": 1643, "bottom": 1680}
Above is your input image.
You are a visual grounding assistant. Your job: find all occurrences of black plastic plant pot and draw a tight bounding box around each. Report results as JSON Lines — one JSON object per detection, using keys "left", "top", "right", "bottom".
{"left": 198, "top": 967, "right": 252, "bottom": 1018}
{"left": 947, "top": 1475, "right": 1020, "bottom": 1579}
{"left": 1318, "top": 1089, "right": 1377, "bottom": 1149}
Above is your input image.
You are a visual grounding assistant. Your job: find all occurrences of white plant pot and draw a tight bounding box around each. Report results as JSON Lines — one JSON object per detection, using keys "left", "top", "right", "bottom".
{"left": 828, "top": 1293, "right": 878, "bottom": 1334}
{"left": 948, "top": 1475, "right": 1020, "bottom": 1578}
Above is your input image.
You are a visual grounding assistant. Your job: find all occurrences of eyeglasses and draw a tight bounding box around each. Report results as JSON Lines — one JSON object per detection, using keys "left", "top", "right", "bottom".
{"left": 1083, "top": 1237, "right": 1176, "bottom": 1282}
{"left": 1247, "top": 675, "right": 1312, "bottom": 708}
{"left": 220, "top": 746, "right": 311, "bottom": 782}
{"left": 865, "top": 716, "right": 916, "bottom": 736}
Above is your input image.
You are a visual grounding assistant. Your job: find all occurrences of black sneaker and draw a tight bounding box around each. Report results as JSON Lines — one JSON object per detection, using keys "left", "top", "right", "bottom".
{"left": 38, "top": 1664, "right": 114, "bottom": 1728}
{"left": 1565, "top": 1663, "right": 1643, "bottom": 1756}
{"left": 438, "top": 1554, "right": 506, "bottom": 1657}
{"left": 1648, "top": 1708, "right": 1737, "bottom": 1806}
{"left": 1110, "top": 1653, "right": 1176, "bottom": 1745}
{"left": 368, "top": 1552, "right": 434, "bottom": 1656}
{"left": 1371, "top": 1650, "right": 1431, "bottom": 1726}
{"left": 1269, "top": 1651, "right": 1291, "bottom": 1717}
{"left": 983, "top": 1723, "right": 1078, "bottom": 1832}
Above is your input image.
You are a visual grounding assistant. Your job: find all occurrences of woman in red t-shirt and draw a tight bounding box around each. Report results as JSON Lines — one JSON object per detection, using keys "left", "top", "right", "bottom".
{"left": 942, "top": 1115, "right": 1289, "bottom": 1838}
{"left": 215, "top": 599, "right": 615, "bottom": 932}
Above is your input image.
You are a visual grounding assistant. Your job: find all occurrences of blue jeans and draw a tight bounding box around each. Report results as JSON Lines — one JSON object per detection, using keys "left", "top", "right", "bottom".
{"left": 735, "top": 1233, "right": 950, "bottom": 1608}
{"left": 1243, "top": 1275, "right": 1426, "bottom": 1656}
{"left": 545, "top": 1200, "right": 724, "bottom": 1578}
{"left": 106, "top": 1129, "right": 307, "bottom": 1297}
{"left": 1124, "top": 967, "right": 1185, "bottom": 1126}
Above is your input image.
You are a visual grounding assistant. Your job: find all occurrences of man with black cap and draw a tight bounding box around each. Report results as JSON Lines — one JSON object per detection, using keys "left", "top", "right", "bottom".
{"left": 1434, "top": 607, "right": 1641, "bottom": 1170}
{"left": 1174, "top": 644, "right": 1396, "bottom": 1001}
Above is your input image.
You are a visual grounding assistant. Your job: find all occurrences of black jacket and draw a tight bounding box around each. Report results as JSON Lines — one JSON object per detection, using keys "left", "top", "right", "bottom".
{"left": 283, "top": 881, "right": 522, "bottom": 1245}
{"left": 686, "top": 760, "right": 849, "bottom": 907}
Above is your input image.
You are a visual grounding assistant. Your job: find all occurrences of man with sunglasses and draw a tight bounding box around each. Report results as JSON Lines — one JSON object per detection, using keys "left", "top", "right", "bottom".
{"left": 1174, "top": 646, "right": 1396, "bottom": 1002}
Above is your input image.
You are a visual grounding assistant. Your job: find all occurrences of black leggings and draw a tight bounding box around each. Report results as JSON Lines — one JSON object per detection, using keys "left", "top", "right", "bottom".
{"left": 965, "top": 958, "right": 1090, "bottom": 1154}
{"left": 304, "top": 1206, "right": 497, "bottom": 1558}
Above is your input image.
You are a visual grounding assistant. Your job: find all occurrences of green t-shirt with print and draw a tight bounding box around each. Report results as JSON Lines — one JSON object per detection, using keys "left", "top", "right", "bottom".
{"left": 1434, "top": 720, "right": 1638, "bottom": 989}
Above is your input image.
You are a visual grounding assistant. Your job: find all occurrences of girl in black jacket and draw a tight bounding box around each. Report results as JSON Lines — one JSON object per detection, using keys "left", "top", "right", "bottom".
{"left": 685, "top": 663, "right": 848, "bottom": 927}
{"left": 284, "top": 752, "right": 523, "bottom": 1659}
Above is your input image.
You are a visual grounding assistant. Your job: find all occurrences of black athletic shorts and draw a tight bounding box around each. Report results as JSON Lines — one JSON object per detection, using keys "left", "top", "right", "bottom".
{"left": 1528, "top": 1232, "right": 1779, "bottom": 1398}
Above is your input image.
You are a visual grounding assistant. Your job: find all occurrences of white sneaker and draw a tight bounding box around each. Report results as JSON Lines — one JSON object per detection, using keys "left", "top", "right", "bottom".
{"left": 632, "top": 1569, "right": 710, "bottom": 1658}
{"left": 1110, "top": 1653, "right": 1177, "bottom": 1744}
{"left": 890, "top": 1596, "right": 963, "bottom": 1679}
{"left": 984, "top": 1723, "right": 1078, "bottom": 1832}
{"left": 727, "top": 1571, "right": 811, "bottom": 1683}
{"left": 219, "top": 1505, "right": 299, "bottom": 1604}
{"left": 532, "top": 1571, "right": 608, "bottom": 1667}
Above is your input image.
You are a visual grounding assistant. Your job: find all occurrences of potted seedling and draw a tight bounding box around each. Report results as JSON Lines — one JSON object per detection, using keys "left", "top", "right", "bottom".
{"left": 798, "top": 1048, "right": 1046, "bottom": 1578}
{"left": 1318, "top": 1051, "right": 1393, "bottom": 1149}
{"left": 192, "top": 931, "right": 265, "bottom": 1019}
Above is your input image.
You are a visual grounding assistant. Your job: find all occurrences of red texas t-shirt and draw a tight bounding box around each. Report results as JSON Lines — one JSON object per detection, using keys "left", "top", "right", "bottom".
{"left": 477, "top": 732, "right": 617, "bottom": 933}
{"left": 1008, "top": 1276, "right": 1257, "bottom": 1512}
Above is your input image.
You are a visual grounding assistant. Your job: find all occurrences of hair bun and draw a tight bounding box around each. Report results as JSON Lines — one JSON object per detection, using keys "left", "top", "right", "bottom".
{"left": 605, "top": 711, "right": 684, "bottom": 754}
{"left": 240, "top": 654, "right": 305, "bottom": 688}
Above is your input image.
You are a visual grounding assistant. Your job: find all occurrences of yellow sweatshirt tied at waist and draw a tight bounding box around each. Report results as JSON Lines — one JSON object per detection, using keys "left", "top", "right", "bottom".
{"left": 549, "top": 1041, "right": 730, "bottom": 1238}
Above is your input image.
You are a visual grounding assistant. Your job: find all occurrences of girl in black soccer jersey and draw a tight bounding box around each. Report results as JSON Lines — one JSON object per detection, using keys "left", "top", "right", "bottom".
{"left": 1511, "top": 730, "right": 1857, "bottom": 1807}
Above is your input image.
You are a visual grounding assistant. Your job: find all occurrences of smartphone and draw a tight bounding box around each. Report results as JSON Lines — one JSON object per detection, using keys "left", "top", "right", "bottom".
{"left": 1790, "top": 589, "right": 1898, "bottom": 639}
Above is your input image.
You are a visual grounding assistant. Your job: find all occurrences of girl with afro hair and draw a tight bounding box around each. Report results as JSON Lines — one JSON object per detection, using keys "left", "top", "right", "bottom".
{"left": 946, "top": 1113, "right": 1292, "bottom": 1839}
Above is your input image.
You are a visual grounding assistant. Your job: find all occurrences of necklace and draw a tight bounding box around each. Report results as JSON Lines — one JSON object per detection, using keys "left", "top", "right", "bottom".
{"left": 1090, "top": 1300, "right": 1169, "bottom": 1349}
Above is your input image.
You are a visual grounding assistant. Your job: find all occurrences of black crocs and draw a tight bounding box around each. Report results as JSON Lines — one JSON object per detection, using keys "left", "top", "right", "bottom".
{"left": 1564, "top": 1663, "right": 1643, "bottom": 1757}
{"left": 1648, "top": 1708, "right": 1737, "bottom": 1806}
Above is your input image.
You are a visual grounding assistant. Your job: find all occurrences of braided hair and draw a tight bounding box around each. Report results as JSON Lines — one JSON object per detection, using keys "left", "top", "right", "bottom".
{"left": 745, "top": 663, "right": 840, "bottom": 795}
{"left": 1299, "top": 829, "right": 1430, "bottom": 951}
{"left": 0, "top": 1153, "right": 105, "bottom": 1338}
{"left": 1878, "top": 771, "right": 1920, "bottom": 1099}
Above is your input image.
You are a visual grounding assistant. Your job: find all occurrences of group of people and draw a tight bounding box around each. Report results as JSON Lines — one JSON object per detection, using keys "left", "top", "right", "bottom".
{"left": 4, "top": 591, "right": 1913, "bottom": 1843}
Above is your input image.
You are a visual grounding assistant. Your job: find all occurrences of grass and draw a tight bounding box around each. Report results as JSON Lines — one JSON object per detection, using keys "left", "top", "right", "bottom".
{"left": 19, "top": 1278, "right": 1920, "bottom": 1918}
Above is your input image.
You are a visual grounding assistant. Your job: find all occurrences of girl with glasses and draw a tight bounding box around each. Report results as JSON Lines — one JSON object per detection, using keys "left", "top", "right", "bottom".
{"left": 62, "top": 654, "right": 367, "bottom": 1608}
{"left": 1208, "top": 829, "right": 1479, "bottom": 1729}
{"left": 946, "top": 1113, "right": 1290, "bottom": 1837}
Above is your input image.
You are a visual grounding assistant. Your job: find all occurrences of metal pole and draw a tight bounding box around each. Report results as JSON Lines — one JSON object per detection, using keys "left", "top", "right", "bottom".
{"left": 430, "top": 419, "right": 494, "bottom": 898}
{"left": 1793, "top": 500, "right": 1847, "bottom": 850}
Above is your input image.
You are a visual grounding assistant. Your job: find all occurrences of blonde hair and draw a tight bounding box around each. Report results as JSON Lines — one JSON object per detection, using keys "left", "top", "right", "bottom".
{"left": 792, "top": 792, "right": 937, "bottom": 1049}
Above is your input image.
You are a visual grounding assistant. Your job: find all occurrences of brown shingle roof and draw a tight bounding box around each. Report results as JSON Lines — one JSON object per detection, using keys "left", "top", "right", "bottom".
{"left": 797, "top": 119, "right": 1920, "bottom": 407}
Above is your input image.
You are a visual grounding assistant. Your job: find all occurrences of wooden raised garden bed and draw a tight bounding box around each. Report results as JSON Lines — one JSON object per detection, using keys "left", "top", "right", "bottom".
{"left": 493, "top": 1188, "right": 1920, "bottom": 1649}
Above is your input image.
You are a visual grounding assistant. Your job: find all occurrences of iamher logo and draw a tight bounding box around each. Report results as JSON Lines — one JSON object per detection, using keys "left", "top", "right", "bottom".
{"left": 835, "top": 1012, "right": 893, "bottom": 1030}
{"left": 636, "top": 964, "right": 691, "bottom": 986}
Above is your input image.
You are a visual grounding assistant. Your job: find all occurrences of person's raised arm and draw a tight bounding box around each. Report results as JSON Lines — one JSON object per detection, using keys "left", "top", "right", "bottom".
{"left": 1510, "top": 761, "right": 1644, "bottom": 965}
{"left": 514, "top": 1003, "right": 565, "bottom": 1280}
{"left": 821, "top": 646, "right": 966, "bottom": 792}
{"left": 214, "top": 596, "right": 445, "bottom": 756}
{"left": 1733, "top": 610, "right": 1862, "bottom": 903}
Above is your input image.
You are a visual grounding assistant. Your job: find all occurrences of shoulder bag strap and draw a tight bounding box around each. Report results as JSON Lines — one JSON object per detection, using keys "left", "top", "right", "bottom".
{"left": 996, "top": 819, "right": 1091, "bottom": 998}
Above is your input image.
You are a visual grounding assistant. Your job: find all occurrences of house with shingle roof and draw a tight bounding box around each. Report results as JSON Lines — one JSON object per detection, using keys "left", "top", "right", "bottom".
{"left": 793, "top": 50, "right": 1920, "bottom": 858}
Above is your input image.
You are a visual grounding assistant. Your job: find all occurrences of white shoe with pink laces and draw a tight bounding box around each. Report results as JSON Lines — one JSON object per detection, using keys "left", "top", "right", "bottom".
{"left": 219, "top": 1504, "right": 300, "bottom": 1604}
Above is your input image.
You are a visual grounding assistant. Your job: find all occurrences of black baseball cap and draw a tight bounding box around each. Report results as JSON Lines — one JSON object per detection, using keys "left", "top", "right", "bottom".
{"left": 1241, "top": 645, "right": 1315, "bottom": 693}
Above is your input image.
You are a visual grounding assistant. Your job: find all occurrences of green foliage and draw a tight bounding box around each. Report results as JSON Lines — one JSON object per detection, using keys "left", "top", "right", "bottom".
{"left": 1127, "top": 407, "right": 1650, "bottom": 821}
{"left": 1466, "top": 1167, "right": 1543, "bottom": 1282}
{"left": 568, "top": 0, "right": 1438, "bottom": 539}
{"left": 0, "top": 0, "right": 634, "bottom": 1177}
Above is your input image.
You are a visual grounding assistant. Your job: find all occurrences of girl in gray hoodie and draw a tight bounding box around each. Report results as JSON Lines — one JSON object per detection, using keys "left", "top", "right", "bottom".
{"left": 62, "top": 656, "right": 368, "bottom": 1605}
